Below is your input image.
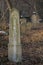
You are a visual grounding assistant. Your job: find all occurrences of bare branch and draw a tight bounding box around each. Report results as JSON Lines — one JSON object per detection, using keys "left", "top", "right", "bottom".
{"left": 5, "top": 0, "right": 11, "bottom": 11}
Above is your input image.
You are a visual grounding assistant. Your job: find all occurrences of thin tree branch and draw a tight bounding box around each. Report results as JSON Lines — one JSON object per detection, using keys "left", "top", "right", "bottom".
{"left": 5, "top": 0, "right": 11, "bottom": 11}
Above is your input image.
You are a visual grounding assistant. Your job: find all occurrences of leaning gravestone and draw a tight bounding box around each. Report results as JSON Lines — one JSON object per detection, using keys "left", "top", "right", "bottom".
{"left": 8, "top": 8, "right": 22, "bottom": 62}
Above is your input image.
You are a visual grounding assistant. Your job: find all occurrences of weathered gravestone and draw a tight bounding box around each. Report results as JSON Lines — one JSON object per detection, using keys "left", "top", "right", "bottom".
{"left": 8, "top": 8, "right": 22, "bottom": 62}
{"left": 31, "top": 12, "right": 39, "bottom": 23}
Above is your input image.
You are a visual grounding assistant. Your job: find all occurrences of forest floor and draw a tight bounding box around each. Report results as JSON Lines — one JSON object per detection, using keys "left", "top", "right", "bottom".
{"left": 0, "top": 23, "right": 43, "bottom": 65}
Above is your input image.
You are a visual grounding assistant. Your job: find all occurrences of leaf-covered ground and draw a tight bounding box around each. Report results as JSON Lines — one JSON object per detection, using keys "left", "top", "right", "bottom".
{"left": 0, "top": 23, "right": 43, "bottom": 65}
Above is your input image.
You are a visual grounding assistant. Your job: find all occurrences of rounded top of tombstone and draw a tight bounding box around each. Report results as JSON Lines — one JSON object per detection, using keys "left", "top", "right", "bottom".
{"left": 11, "top": 8, "right": 19, "bottom": 13}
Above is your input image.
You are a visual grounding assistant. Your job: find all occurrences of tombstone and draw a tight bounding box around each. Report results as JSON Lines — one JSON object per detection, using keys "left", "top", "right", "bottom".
{"left": 31, "top": 12, "right": 39, "bottom": 23}
{"left": 8, "top": 8, "right": 22, "bottom": 62}
{"left": 20, "top": 18, "right": 26, "bottom": 34}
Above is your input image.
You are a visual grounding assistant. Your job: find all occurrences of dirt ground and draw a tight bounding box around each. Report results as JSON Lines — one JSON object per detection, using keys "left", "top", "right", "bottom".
{"left": 0, "top": 23, "right": 43, "bottom": 65}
